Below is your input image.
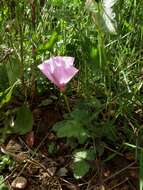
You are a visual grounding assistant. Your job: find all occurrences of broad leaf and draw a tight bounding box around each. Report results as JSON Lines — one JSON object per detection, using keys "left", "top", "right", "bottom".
{"left": 6, "top": 58, "right": 20, "bottom": 85}
{"left": 53, "top": 120, "right": 89, "bottom": 144}
{"left": 73, "top": 149, "right": 96, "bottom": 162}
{"left": 73, "top": 149, "right": 96, "bottom": 179}
{"left": 73, "top": 160, "right": 90, "bottom": 179}
{"left": 13, "top": 105, "right": 33, "bottom": 135}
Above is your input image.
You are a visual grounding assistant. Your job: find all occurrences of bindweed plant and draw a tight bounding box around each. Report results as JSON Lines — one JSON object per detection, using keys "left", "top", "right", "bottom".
{"left": 52, "top": 97, "right": 117, "bottom": 178}
{"left": 0, "top": 0, "right": 143, "bottom": 185}
{"left": 38, "top": 56, "right": 79, "bottom": 112}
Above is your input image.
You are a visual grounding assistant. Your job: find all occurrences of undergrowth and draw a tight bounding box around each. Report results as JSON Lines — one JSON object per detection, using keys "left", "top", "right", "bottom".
{"left": 0, "top": 0, "right": 143, "bottom": 189}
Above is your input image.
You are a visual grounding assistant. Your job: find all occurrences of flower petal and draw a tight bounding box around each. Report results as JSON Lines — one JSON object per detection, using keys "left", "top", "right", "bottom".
{"left": 61, "top": 56, "right": 75, "bottom": 67}
{"left": 51, "top": 56, "right": 74, "bottom": 67}
{"left": 38, "top": 63, "right": 59, "bottom": 86}
{"left": 53, "top": 65, "right": 78, "bottom": 86}
{"left": 38, "top": 56, "right": 78, "bottom": 90}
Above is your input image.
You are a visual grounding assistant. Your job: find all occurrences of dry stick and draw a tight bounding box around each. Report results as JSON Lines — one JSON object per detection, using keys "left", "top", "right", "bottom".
{"left": 31, "top": 132, "right": 50, "bottom": 156}
{"left": 18, "top": 134, "right": 52, "bottom": 175}
{"left": 103, "top": 161, "right": 136, "bottom": 183}
{"left": 6, "top": 180, "right": 12, "bottom": 190}
{"left": 104, "top": 144, "right": 124, "bottom": 157}
{"left": 18, "top": 133, "right": 50, "bottom": 156}
{"left": 0, "top": 167, "right": 17, "bottom": 187}
{"left": 85, "top": 179, "right": 92, "bottom": 190}
{"left": 56, "top": 179, "right": 63, "bottom": 190}
{"left": 19, "top": 135, "right": 80, "bottom": 189}
{"left": 110, "top": 177, "right": 129, "bottom": 190}
{"left": 59, "top": 178, "right": 78, "bottom": 190}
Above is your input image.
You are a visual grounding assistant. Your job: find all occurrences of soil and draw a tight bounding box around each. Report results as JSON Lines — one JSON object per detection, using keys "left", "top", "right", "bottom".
{"left": 0, "top": 105, "right": 139, "bottom": 190}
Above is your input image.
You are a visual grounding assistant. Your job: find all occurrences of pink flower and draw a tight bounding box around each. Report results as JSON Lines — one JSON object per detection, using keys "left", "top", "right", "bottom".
{"left": 38, "top": 56, "right": 79, "bottom": 92}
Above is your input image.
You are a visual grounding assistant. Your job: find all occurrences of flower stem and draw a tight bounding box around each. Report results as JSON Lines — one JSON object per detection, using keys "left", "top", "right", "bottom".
{"left": 63, "top": 94, "right": 71, "bottom": 112}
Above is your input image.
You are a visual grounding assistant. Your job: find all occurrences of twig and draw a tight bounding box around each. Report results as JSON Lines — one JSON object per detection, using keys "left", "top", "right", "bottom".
{"left": 104, "top": 144, "right": 124, "bottom": 157}
{"left": 110, "top": 177, "right": 129, "bottom": 190}
{"left": 103, "top": 161, "right": 136, "bottom": 182}
{"left": 0, "top": 167, "right": 17, "bottom": 187}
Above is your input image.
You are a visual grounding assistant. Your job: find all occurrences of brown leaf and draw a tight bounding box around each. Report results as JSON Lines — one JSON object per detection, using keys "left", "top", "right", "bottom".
{"left": 26, "top": 131, "right": 34, "bottom": 148}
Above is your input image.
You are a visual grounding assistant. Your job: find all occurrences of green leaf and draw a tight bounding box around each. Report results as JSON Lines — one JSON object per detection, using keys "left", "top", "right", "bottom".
{"left": 73, "top": 149, "right": 96, "bottom": 179}
{"left": 90, "top": 47, "right": 98, "bottom": 60}
{"left": 73, "top": 160, "right": 90, "bottom": 179}
{"left": 13, "top": 105, "right": 33, "bottom": 135}
{"left": 53, "top": 120, "right": 89, "bottom": 144}
{"left": 102, "top": 121, "right": 117, "bottom": 142}
{"left": 0, "top": 88, "right": 13, "bottom": 108}
{"left": 38, "top": 31, "right": 58, "bottom": 52}
{"left": 0, "top": 155, "right": 13, "bottom": 172}
{"left": 69, "top": 108, "right": 90, "bottom": 124}
{"left": 0, "top": 80, "right": 19, "bottom": 108}
{"left": 73, "top": 149, "right": 96, "bottom": 162}
{"left": 6, "top": 58, "right": 20, "bottom": 85}
{"left": 48, "top": 142, "right": 57, "bottom": 155}
{"left": 0, "top": 176, "right": 9, "bottom": 190}
{"left": 0, "top": 65, "right": 9, "bottom": 91}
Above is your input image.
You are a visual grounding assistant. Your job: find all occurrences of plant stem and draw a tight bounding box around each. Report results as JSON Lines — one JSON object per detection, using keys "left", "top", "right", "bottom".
{"left": 63, "top": 93, "right": 71, "bottom": 112}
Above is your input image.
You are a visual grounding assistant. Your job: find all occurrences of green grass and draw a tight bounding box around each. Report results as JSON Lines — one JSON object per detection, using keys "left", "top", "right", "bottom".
{"left": 0, "top": 0, "right": 143, "bottom": 185}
